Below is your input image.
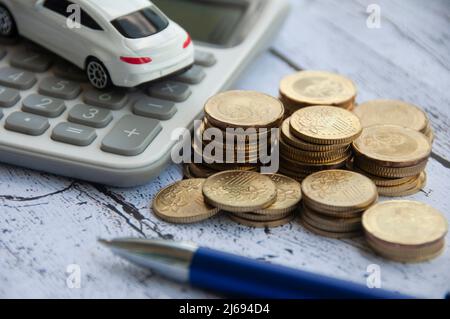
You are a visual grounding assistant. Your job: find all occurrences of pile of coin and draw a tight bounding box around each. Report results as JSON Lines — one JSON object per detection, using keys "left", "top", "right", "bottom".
{"left": 202, "top": 171, "right": 302, "bottom": 228}
{"left": 153, "top": 171, "right": 302, "bottom": 228}
{"left": 279, "top": 106, "right": 362, "bottom": 182}
{"left": 354, "top": 99, "right": 434, "bottom": 144}
{"left": 299, "top": 170, "right": 378, "bottom": 238}
{"left": 362, "top": 200, "right": 448, "bottom": 262}
{"left": 184, "top": 90, "right": 284, "bottom": 178}
{"left": 352, "top": 125, "right": 432, "bottom": 197}
{"left": 279, "top": 71, "right": 357, "bottom": 116}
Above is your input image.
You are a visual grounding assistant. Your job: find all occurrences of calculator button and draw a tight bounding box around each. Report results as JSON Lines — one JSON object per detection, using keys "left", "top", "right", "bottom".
{"left": 0, "top": 67, "right": 37, "bottom": 90}
{"left": 133, "top": 96, "right": 177, "bottom": 120}
{"left": 148, "top": 81, "right": 191, "bottom": 102}
{"left": 52, "top": 122, "right": 97, "bottom": 146}
{"left": 5, "top": 112, "right": 49, "bottom": 136}
{"left": 22, "top": 94, "right": 66, "bottom": 117}
{"left": 10, "top": 50, "right": 53, "bottom": 72}
{"left": 83, "top": 89, "right": 128, "bottom": 110}
{"left": 68, "top": 104, "right": 113, "bottom": 128}
{"left": 101, "top": 115, "right": 162, "bottom": 156}
{"left": 194, "top": 50, "right": 216, "bottom": 67}
{"left": 174, "top": 65, "right": 206, "bottom": 84}
{"left": 53, "top": 60, "right": 87, "bottom": 82}
{"left": 0, "top": 86, "right": 20, "bottom": 108}
{"left": 38, "top": 77, "right": 81, "bottom": 100}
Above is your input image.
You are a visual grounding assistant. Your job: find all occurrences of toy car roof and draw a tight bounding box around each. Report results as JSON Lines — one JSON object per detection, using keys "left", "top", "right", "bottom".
{"left": 78, "top": 0, "right": 153, "bottom": 21}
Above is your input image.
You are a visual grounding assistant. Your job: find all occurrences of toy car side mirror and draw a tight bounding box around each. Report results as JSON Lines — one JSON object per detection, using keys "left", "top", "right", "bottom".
{"left": 35, "top": 0, "right": 45, "bottom": 9}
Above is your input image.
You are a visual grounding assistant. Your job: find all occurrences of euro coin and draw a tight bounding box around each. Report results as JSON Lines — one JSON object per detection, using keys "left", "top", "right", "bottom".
{"left": 301, "top": 170, "right": 378, "bottom": 213}
{"left": 229, "top": 213, "right": 295, "bottom": 228}
{"left": 362, "top": 200, "right": 448, "bottom": 248}
{"left": 202, "top": 171, "right": 277, "bottom": 213}
{"left": 302, "top": 205, "right": 362, "bottom": 232}
{"left": 254, "top": 174, "right": 302, "bottom": 215}
{"left": 354, "top": 100, "right": 428, "bottom": 132}
{"left": 300, "top": 217, "right": 362, "bottom": 239}
{"left": 352, "top": 125, "right": 431, "bottom": 168}
{"left": 354, "top": 156, "right": 428, "bottom": 178}
{"left": 204, "top": 90, "right": 284, "bottom": 129}
{"left": 279, "top": 70, "right": 357, "bottom": 106}
{"left": 152, "top": 179, "right": 220, "bottom": 224}
{"left": 290, "top": 106, "right": 362, "bottom": 145}
{"left": 281, "top": 118, "right": 349, "bottom": 151}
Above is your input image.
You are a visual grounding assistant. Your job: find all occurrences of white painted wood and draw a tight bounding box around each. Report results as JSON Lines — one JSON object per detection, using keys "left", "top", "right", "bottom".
{"left": 273, "top": 0, "right": 450, "bottom": 162}
{"left": 1, "top": 0, "right": 449, "bottom": 298}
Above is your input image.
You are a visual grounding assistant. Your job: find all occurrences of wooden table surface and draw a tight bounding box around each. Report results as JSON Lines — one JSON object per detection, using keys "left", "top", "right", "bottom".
{"left": 1, "top": 0, "right": 449, "bottom": 298}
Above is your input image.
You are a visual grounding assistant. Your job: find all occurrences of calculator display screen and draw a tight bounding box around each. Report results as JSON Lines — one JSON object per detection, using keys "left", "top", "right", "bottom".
{"left": 151, "top": 0, "right": 246, "bottom": 45}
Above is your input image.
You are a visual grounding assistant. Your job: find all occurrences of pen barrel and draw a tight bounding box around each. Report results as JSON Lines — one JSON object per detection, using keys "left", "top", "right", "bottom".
{"left": 190, "top": 247, "right": 411, "bottom": 299}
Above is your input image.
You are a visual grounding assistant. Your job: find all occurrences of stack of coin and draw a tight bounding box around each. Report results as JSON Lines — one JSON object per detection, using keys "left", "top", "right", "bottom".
{"left": 352, "top": 125, "right": 432, "bottom": 197}
{"left": 362, "top": 200, "right": 448, "bottom": 262}
{"left": 184, "top": 90, "right": 284, "bottom": 178}
{"left": 279, "top": 106, "right": 362, "bottom": 182}
{"left": 279, "top": 71, "right": 357, "bottom": 116}
{"left": 354, "top": 99, "right": 434, "bottom": 143}
{"left": 299, "top": 170, "right": 378, "bottom": 238}
{"left": 202, "top": 171, "right": 301, "bottom": 228}
{"left": 152, "top": 178, "right": 220, "bottom": 224}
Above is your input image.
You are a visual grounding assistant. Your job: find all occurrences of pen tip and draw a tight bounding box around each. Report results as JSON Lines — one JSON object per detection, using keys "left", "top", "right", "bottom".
{"left": 98, "top": 238, "right": 111, "bottom": 246}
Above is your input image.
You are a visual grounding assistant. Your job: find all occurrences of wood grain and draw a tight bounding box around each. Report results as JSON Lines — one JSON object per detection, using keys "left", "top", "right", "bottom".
{"left": 1, "top": 0, "right": 449, "bottom": 298}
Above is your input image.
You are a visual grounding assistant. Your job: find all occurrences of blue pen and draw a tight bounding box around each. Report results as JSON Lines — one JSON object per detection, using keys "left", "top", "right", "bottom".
{"left": 99, "top": 238, "right": 412, "bottom": 299}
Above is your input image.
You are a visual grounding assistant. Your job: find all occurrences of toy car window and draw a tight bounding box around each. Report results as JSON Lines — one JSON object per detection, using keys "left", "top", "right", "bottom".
{"left": 80, "top": 10, "right": 103, "bottom": 30}
{"left": 43, "top": 0, "right": 71, "bottom": 17}
{"left": 111, "top": 6, "right": 169, "bottom": 39}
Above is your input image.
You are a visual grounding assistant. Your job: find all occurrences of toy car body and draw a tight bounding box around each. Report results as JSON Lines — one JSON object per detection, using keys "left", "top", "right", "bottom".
{"left": 0, "top": 0, "right": 194, "bottom": 89}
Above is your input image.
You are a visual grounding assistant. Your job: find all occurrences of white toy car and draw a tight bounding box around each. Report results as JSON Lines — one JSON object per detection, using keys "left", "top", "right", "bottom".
{"left": 0, "top": 0, "right": 194, "bottom": 89}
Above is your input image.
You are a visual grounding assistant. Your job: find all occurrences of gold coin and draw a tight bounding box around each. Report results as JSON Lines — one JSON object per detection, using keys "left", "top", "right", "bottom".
{"left": 229, "top": 213, "right": 295, "bottom": 228}
{"left": 352, "top": 125, "right": 431, "bottom": 168}
{"left": 354, "top": 100, "right": 428, "bottom": 132}
{"left": 379, "top": 171, "right": 427, "bottom": 197}
{"left": 376, "top": 172, "right": 425, "bottom": 195}
{"left": 302, "top": 205, "right": 362, "bottom": 232}
{"left": 254, "top": 174, "right": 302, "bottom": 215}
{"left": 347, "top": 159, "right": 419, "bottom": 187}
{"left": 362, "top": 200, "right": 448, "bottom": 247}
{"left": 281, "top": 118, "right": 349, "bottom": 151}
{"left": 354, "top": 156, "right": 428, "bottom": 178}
{"left": 279, "top": 71, "right": 357, "bottom": 106}
{"left": 290, "top": 106, "right": 362, "bottom": 145}
{"left": 300, "top": 217, "right": 362, "bottom": 239}
{"left": 280, "top": 137, "right": 350, "bottom": 161}
{"left": 152, "top": 179, "right": 220, "bottom": 223}
{"left": 202, "top": 171, "right": 277, "bottom": 213}
{"left": 280, "top": 153, "right": 351, "bottom": 173}
{"left": 231, "top": 210, "right": 294, "bottom": 222}
{"left": 188, "top": 162, "right": 218, "bottom": 178}
{"left": 366, "top": 234, "right": 445, "bottom": 263}
{"left": 302, "top": 170, "right": 378, "bottom": 213}
{"left": 204, "top": 90, "right": 284, "bottom": 129}
{"left": 183, "top": 164, "right": 194, "bottom": 179}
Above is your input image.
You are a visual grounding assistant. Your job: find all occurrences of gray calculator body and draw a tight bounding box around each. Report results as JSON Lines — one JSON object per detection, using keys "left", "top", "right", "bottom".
{"left": 0, "top": 0, "right": 289, "bottom": 187}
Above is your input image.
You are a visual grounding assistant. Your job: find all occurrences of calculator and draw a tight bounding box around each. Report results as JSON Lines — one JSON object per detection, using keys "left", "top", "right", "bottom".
{"left": 0, "top": 0, "right": 289, "bottom": 187}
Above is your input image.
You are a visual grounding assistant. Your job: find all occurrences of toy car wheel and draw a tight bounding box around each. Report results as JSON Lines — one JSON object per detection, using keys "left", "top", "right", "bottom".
{"left": 0, "top": 5, "right": 17, "bottom": 37}
{"left": 86, "top": 58, "right": 112, "bottom": 90}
